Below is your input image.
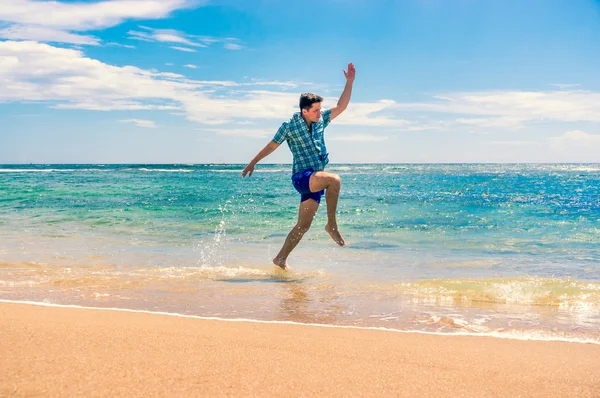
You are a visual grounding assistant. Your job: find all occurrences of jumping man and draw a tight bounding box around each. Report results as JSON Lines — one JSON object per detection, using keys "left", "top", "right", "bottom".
{"left": 242, "top": 63, "right": 356, "bottom": 270}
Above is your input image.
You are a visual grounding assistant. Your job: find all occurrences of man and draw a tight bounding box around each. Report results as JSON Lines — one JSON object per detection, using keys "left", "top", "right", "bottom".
{"left": 242, "top": 63, "right": 356, "bottom": 270}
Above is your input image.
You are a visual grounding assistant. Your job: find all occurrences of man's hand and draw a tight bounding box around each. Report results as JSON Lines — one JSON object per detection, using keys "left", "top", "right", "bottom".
{"left": 241, "top": 141, "right": 280, "bottom": 178}
{"left": 344, "top": 63, "right": 356, "bottom": 82}
{"left": 331, "top": 63, "right": 355, "bottom": 121}
{"left": 242, "top": 163, "right": 255, "bottom": 178}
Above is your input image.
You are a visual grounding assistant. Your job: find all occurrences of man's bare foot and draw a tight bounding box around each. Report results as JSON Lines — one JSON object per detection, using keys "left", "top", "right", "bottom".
{"left": 325, "top": 224, "right": 346, "bottom": 246}
{"left": 272, "top": 257, "right": 289, "bottom": 271}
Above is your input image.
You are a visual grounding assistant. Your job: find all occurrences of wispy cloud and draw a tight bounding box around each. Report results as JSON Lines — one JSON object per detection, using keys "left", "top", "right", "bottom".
{"left": 455, "top": 117, "right": 525, "bottom": 129}
{"left": 0, "top": 0, "right": 200, "bottom": 47}
{"left": 550, "top": 83, "right": 580, "bottom": 89}
{"left": 204, "top": 128, "right": 271, "bottom": 138}
{"left": 183, "top": 64, "right": 197, "bottom": 69}
{"left": 243, "top": 80, "right": 303, "bottom": 89}
{"left": 486, "top": 140, "right": 540, "bottom": 146}
{"left": 128, "top": 28, "right": 207, "bottom": 47}
{"left": 0, "top": 41, "right": 412, "bottom": 128}
{"left": 106, "top": 42, "right": 136, "bottom": 49}
{"left": 328, "top": 134, "right": 388, "bottom": 142}
{"left": 224, "top": 42, "right": 243, "bottom": 50}
{"left": 332, "top": 100, "right": 410, "bottom": 127}
{"left": 5, "top": 40, "right": 600, "bottom": 134}
{"left": 127, "top": 26, "right": 243, "bottom": 51}
{"left": 0, "top": 25, "right": 100, "bottom": 45}
{"left": 0, "top": 41, "right": 296, "bottom": 125}
{"left": 120, "top": 119, "right": 157, "bottom": 128}
{"left": 393, "top": 90, "right": 600, "bottom": 127}
{"left": 170, "top": 46, "right": 197, "bottom": 53}
{"left": 550, "top": 130, "right": 600, "bottom": 147}
{"left": 403, "top": 124, "right": 446, "bottom": 132}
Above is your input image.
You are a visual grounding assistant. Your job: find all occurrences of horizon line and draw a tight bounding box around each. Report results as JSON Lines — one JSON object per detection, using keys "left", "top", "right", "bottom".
{"left": 1, "top": 162, "right": 600, "bottom": 166}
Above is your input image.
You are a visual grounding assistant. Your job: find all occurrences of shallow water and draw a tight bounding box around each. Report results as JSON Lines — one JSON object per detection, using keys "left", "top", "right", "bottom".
{"left": 1, "top": 164, "right": 599, "bottom": 343}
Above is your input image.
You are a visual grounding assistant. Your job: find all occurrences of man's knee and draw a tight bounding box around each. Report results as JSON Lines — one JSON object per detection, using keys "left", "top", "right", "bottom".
{"left": 295, "top": 221, "right": 313, "bottom": 234}
{"left": 328, "top": 174, "right": 341, "bottom": 188}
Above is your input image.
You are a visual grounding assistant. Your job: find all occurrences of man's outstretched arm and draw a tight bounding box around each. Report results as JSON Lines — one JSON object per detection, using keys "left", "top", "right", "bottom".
{"left": 330, "top": 63, "right": 356, "bottom": 121}
{"left": 242, "top": 141, "right": 280, "bottom": 177}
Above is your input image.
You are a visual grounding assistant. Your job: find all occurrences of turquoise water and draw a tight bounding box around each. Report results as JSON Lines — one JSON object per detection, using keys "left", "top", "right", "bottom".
{"left": 1, "top": 164, "right": 599, "bottom": 342}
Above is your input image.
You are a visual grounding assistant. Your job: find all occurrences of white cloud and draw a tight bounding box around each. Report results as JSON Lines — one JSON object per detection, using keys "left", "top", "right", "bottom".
{"left": 551, "top": 84, "right": 580, "bottom": 89}
{"left": 181, "top": 90, "right": 299, "bottom": 124}
{"left": 120, "top": 119, "right": 157, "bottom": 128}
{"left": 127, "top": 27, "right": 243, "bottom": 52}
{"left": 0, "top": 25, "right": 100, "bottom": 45}
{"left": 224, "top": 42, "right": 243, "bottom": 50}
{"left": 486, "top": 141, "right": 539, "bottom": 146}
{"left": 550, "top": 130, "right": 600, "bottom": 147}
{"left": 0, "top": 0, "right": 199, "bottom": 31}
{"left": 204, "top": 128, "right": 271, "bottom": 138}
{"left": 403, "top": 124, "right": 446, "bottom": 131}
{"left": 183, "top": 64, "right": 197, "bottom": 69}
{"left": 0, "top": 0, "right": 200, "bottom": 46}
{"left": 155, "top": 33, "right": 205, "bottom": 47}
{"left": 332, "top": 100, "right": 410, "bottom": 127}
{"left": 7, "top": 40, "right": 598, "bottom": 135}
{"left": 455, "top": 117, "right": 525, "bottom": 129}
{"left": 0, "top": 41, "right": 310, "bottom": 125}
{"left": 56, "top": 102, "right": 180, "bottom": 111}
{"left": 170, "top": 46, "right": 197, "bottom": 52}
{"left": 0, "top": 40, "right": 195, "bottom": 105}
{"left": 195, "top": 80, "right": 238, "bottom": 87}
{"left": 328, "top": 134, "right": 388, "bottom": 142}
{"left": 128, "top": 28, "right": 207, "bottom": 47}
{"left": 244, "top": 80, "right": 300, "bottom": 89}
{"left": 394, "top": 90, "right": 600, "bottom": 127}
{"left": 106, "top": 42, "right": 135, "bottom": 49}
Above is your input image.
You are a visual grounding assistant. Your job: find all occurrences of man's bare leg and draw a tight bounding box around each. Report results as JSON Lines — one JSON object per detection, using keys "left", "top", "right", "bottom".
{"left": 309, "top": 172, "right": 345, "bottom": 246}
{"left": 273, "top": 199, "right": 319, "bottom": 270}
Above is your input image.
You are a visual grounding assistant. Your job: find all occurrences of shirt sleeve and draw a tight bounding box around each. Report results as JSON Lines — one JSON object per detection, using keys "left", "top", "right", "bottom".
{"left": 322, "top": 108, "right": 332, "bottom": 129}
{"left": 272, "top": 122, "right": 289, "bottom": 144}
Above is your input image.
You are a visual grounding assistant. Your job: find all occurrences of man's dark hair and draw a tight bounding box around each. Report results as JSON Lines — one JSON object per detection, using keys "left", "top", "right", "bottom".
{"left": 299, "top": 93, "right": 323, "bottom": 111}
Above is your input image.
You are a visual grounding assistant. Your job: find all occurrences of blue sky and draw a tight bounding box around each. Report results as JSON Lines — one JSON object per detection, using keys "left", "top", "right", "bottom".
{"left": 1, "top": 0, "right": 600, "bottom": 164}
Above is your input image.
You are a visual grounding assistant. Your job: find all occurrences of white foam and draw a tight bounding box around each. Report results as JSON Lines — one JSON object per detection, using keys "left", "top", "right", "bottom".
{"left": 1, "top": 299, "right": 598, "bottom": 345}
{"left": 206, "top": 169, "right": 243, "bottom": 173}
{"left": 208, "top": 169, "right": 286, "bottom": 173}
{"left": 151, "top": 265, "right": 271, "bottom": 278}
{"left": 0, "top": 169, "right": 56, "bottom": 173}
{"left": 138, "top": 168, "right": 192, "bottom": 173}
{"left": 0, "top": 168, "right": 107, "bottom": 173}
{"left": 327, "top": 166, "right": 353, "bottom": 171}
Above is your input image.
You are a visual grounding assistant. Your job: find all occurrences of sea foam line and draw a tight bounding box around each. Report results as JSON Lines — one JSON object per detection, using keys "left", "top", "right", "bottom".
{"left": 1, "top": 299, "right": 598, "bottom": 345}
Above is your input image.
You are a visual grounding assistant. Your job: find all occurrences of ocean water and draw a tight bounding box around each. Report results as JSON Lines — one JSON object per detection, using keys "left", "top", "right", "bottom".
{"left": 1, "top": 163, "right": 599, "bottom": 343}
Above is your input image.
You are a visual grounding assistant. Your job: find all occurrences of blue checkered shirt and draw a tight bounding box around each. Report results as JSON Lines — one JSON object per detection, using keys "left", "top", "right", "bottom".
{"left": 272, "top": 108, "right": 332, "bottom": 174}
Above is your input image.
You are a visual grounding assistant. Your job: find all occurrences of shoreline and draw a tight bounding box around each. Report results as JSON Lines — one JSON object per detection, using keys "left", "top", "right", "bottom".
{"left": 2, "top": 162, "right": 600, "bottom": 165}
{"left": 1, "top": 299, "right": 599, "bottom": 345}
{"left": 2, "top": 301, "right": 600, "bottom": 396}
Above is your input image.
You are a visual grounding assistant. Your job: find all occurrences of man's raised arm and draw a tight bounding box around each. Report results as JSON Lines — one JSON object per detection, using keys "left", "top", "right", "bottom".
{"left": 330, "top": 62, "right": 356, "bottom": 121}
{"left": 242, "top": 141, "right": 280, "bottom": 178}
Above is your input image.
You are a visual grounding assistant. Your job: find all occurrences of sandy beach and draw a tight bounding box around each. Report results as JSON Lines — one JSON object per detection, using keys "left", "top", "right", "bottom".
{"left": 1, "top": 301, "right": 599, "bottom": 397}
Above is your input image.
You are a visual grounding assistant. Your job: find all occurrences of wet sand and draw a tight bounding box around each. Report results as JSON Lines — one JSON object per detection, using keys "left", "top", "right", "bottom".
{"left": 1, "top": 301, "right": 599, "bottom": 397}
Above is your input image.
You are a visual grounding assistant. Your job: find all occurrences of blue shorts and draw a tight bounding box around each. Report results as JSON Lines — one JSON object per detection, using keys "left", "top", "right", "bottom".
{"left": 291, "top": 169, "right": 324, "bottom": 204}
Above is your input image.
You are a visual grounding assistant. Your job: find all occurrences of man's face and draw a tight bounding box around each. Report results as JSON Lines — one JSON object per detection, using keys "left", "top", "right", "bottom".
{"left": 302, "top": 103, "right": 322, "bottom": 123}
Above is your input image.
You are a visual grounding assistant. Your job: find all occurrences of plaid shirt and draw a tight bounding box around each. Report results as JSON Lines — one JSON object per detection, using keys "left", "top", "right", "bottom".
{"left": 272, "top": 108, "right": 332, "bottom": 174}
